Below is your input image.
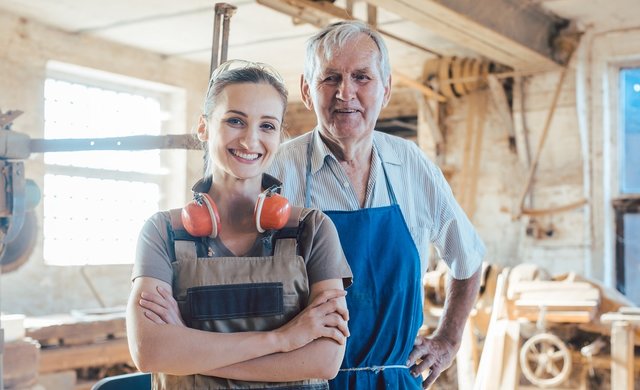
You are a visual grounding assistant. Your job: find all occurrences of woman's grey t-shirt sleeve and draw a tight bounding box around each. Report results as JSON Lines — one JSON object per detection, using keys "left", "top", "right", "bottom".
{"left": 131, "top": 211, "right": 174, "bottom": 285}
{"left": 298, "top": 209, "right": 353, "bottom": 289}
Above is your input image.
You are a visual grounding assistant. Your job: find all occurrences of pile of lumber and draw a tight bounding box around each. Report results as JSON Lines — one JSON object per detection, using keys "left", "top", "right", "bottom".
{"left": 507, "top": 280, "right": 601, "bottom": 323}
{"left": 23, "top": 307, "right": 133, "bottom": 389}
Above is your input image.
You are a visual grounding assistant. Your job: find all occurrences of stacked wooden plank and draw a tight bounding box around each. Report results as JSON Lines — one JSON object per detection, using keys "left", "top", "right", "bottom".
{"left": 507, "top": 280, "right": 600, "bottom": 323}
{"left": 3, "top": 314, "right": 39, "bottom": 390}
{"left": 23, "top": 307, "right": 133, "bottom": 389}
{"left": 4, "top": 338, "right": 40, "bottom": 389}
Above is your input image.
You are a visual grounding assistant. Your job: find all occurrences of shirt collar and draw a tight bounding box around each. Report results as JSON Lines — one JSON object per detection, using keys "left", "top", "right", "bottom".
{"left": 309, "top": 128, "right": 333, "bottom": 175}
{"left": 309, "top": 129, "right": 402, "bottom": 173}
{"left": 372, "top": 131, "right": 402, "bottom": 166}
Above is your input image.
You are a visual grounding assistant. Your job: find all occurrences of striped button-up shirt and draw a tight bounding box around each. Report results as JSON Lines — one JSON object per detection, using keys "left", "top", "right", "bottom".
{"left": 268, "top": 129, "right": 485, "bottom": 280}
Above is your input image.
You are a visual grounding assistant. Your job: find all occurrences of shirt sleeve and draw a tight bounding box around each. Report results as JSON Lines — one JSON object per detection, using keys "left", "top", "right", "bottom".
{"left": 425, "top": 154, "right": 485, "bottom": 280}
{"left": 297, "top": 209, "right": 353, "bottom": 289}
{"left": 131, "top": 211, "right": 174, "bottom": 284}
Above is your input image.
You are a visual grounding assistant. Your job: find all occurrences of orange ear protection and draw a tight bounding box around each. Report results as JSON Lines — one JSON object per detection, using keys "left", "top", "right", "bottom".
{"left": 181, "top": 186, "right": 291, "bottom": 238}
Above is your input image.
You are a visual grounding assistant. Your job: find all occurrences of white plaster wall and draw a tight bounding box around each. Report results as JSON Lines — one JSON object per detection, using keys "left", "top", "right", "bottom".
{"left": 0, "top": 11, "right": 209, "bottom": 316}
{"left": 444, "top": 64, "right": 588, "bottom": 276}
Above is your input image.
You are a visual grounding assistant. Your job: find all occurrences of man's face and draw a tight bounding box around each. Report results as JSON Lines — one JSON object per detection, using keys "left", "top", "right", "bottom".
{"left": 302, "top": 34, "right": 391, "bottom": 145}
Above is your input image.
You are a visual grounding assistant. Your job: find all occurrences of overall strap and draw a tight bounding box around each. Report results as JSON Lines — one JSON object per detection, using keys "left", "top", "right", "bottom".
{"left": 273, "top": 207, "right": 309, "bottom": 259}
{"left": 168, "top": 208, "right": 201, "bottom": 262}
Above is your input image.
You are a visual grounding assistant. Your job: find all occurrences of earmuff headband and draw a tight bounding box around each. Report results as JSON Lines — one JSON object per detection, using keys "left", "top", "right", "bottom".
{"left": 198, "top": 193, "right": 219, "bottom": 238}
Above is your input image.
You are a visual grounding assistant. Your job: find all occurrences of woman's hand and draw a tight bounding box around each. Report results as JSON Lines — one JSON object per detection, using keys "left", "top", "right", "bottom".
{"left": 139, "top": 285, "right": 186, "bottom": 326}
{"left": 275, "top": 288, "right": 349, "bottom": 352}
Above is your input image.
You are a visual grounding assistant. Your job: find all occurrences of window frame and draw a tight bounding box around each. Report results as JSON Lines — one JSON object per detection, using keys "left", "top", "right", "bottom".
{"left": 613, "top": 197, "right": 640, "bottom": 303}
{"left": 583, "top": 28, "right": 640, "bottom": 294}
{"left": 618, "top": 67, "right": 640, "bottom": 195}
{"left": 611, "top": 66, "right": 640, "bottom": 303}
{"left": 42, "top": 61, "right": 187, "bottom": 266}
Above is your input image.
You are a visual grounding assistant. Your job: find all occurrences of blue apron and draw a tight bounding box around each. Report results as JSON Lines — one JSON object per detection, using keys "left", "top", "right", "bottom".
{"left": 305, "top": 144, "right": 423, "bottom": 389}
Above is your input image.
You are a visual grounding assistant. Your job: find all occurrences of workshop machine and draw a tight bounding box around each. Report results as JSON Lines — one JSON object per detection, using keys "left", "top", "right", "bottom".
{"left": 0, "top": 110, "right": 40, "bottom": 273}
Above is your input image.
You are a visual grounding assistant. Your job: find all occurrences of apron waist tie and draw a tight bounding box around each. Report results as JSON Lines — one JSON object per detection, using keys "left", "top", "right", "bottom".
{"left": 339, "top": 365, "right": 409, "bottom": 374}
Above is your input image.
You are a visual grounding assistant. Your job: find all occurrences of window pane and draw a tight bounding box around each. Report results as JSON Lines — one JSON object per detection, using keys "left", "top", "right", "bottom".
{"left": 44, "top": 79, "right": 163, "bottom": 174}
{"left": 620, "top": 68, "right": 640, "bottom": 194}
{"left": 43, "top": 175, "right": 160, "bottom": 265}
{"left": 42, "top": 71, "right": 171, "bottom": 266}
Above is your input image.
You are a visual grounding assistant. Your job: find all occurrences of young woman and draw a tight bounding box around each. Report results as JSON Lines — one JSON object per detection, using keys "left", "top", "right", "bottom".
{"left": 126, "top": 60, "right": 352, "bottom": 389}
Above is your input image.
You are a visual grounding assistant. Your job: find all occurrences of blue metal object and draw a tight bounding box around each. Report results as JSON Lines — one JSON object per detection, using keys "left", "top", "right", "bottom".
{"left": 91, "top": 372, "right": 151, "bottom": 390}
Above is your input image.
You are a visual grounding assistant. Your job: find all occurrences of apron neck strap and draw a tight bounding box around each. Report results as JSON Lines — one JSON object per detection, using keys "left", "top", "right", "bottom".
{"left": 378, "top": 151, "right": 398, "bottom": 205}
{"left": 305, "top": 138, "right": 313, "bottom": 208}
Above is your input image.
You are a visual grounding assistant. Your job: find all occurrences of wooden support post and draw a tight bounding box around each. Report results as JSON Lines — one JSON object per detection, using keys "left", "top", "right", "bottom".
{"left": 601, "top": 310, "right": 640, "bottom": 390}
{"left": 459, "top": 92, "right": 487, "bottom": 219}
{"left": 512, "top": 76, "right": 532, "bottom": 168}
{"left": 367, "top": 4, "right": 377, "bottom": 28}
{"left": 611, "top": 321, "right": 634, "bottom": 390}
{"left": 415, "top": 91, "right": 443, "bottom": 162}
{"left": 345, "top": 0, "right": 354, "bottom": 15}
{"left": 499, "top": 321, "right": 521, "bottom": 390}
{"left": 487, "top": 75, "right": 516, "bottom": 152}
{"left": 467, "top": 93, "right": 487, "bottom": 219}
{"left": 456, "top": 319, "right": 476, "bottom": 390}
{"left": 473, "top": 269, "right": 509, "bottom": 390}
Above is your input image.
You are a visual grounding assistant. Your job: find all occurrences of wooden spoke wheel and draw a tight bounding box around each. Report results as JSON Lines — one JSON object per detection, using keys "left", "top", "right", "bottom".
{"left": 519, "top": 333, "right": 572, "bottom": 388}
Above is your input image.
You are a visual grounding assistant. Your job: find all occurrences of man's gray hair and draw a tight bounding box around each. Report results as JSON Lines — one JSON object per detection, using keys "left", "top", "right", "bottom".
{"left": 303, "top": 20, "right": 391, "bottom": 85}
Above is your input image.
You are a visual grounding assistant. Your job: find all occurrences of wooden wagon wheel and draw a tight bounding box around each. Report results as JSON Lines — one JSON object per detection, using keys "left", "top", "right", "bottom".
{"left": 519, "top": 333, "right": 572, "bottom": 388}
{"left": 451, "top": 57, "right": 467, "bottom": 96}
{"left": 477, "top": 59, "right": 490, "bottom": 89}
{"left": 462, "top": 57, "right": 476, "bottom": 92}
{"left": 438, "top": 56, "right": 456, "bottom": 99}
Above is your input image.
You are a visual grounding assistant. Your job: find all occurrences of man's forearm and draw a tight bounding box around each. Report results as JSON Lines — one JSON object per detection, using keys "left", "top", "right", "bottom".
{"left": 433, "top": 267, "right": 481, "bottom": 347}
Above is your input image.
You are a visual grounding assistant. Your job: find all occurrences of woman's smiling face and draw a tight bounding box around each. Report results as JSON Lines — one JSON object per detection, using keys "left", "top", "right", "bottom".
{"left": 204, "top": 82, "right": 284, "bottom": 181}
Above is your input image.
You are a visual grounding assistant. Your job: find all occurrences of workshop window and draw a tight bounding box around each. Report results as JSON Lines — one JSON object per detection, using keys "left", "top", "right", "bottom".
{"left": 42, "top": 63, "right": 183, "bottom": 266}
{"left": 619, "top": 68, "right": 640, "bottom": 194}
{"left": 614, "top": 67, "right": 640, "bottom": 305}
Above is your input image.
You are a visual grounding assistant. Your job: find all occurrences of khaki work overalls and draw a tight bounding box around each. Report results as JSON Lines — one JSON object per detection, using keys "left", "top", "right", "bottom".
{"left": 152, "top": 207, "right": 328, "bottom": 390}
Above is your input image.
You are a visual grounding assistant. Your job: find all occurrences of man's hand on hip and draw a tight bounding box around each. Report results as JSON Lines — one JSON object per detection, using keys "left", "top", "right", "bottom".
{"left": 406, "top": 334, "right": 459, "bottom": 389}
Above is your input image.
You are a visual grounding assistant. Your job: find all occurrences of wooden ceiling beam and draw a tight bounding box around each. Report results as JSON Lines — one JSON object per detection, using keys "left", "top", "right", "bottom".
{"left": 257, "top": 0, "right": 442, "bottom": 56}
{"left": 365, "top": 0, "right": 570, "bottom": 71}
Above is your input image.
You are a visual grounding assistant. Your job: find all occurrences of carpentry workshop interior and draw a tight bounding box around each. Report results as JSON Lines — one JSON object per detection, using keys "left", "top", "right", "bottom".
{"left": 1, "top": 0, "right": 640, "bottom": 389}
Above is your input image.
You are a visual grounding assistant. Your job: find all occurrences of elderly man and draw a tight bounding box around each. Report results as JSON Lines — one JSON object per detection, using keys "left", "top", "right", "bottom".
{"left": 268, "top": 20, "right": 485, "bottom": 389}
